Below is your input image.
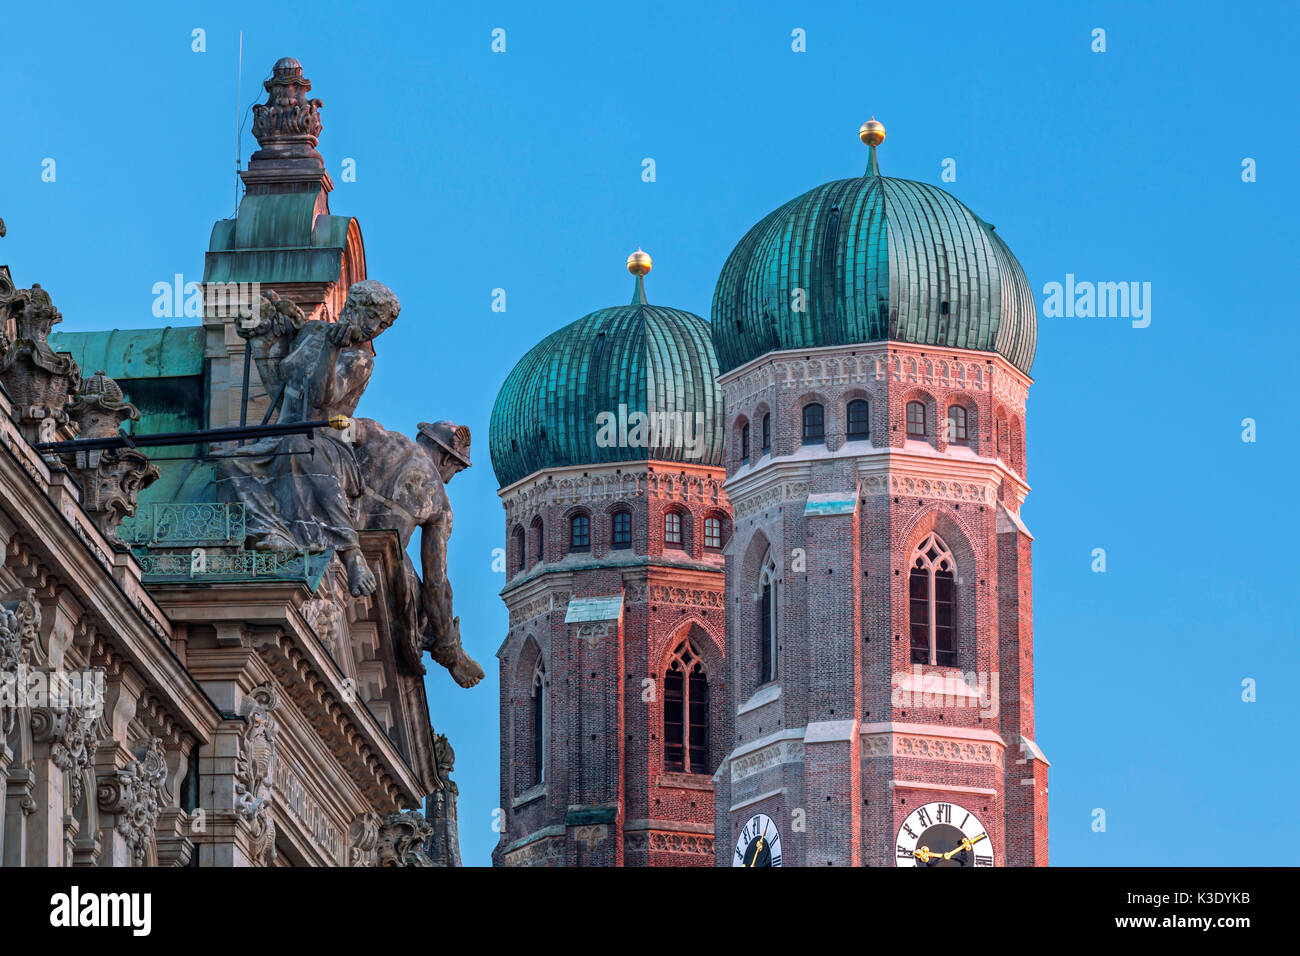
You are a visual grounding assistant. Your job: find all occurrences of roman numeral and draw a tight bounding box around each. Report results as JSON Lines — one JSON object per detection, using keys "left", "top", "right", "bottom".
{"left": 960, "top": 812, "right": 970, "bottom": 829}
{"left": 903, "top": 824, "right": 918, "bottom": 840}
{"left": 975, "top": 854, "right": 993, "bottom": 867}
{"left": 917, "top": 807, "right": 932, "bottom": 827}
{"left": 937, "top": 803, "right": 952, "bottom": 823}
{"left": 897, "top": 845, "right": 913, "bottom": 859}
{"left": 771, "top": 854, "right": 782, "bottom": 866}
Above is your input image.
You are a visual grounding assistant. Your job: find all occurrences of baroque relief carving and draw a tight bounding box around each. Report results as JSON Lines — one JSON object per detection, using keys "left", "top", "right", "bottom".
{"left": 0, "top": 589, "right": 40, "bottom": 733}
{"left": 97, "top": 737, "right": 169, "bottom": 866}
{"left": 235, "top": 683, "right": 280, "bottom": 866}
{"left": 31, "top": 700, "right": 101, "bottom": 807}
{"left": 377, "top": 810, "right": 434, "bottom": 866}
{"left": 348, "top": 811, "right": 380, "bottom": 867}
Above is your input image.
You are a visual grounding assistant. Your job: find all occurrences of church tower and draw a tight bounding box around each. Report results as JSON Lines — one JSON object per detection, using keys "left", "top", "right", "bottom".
{"left": 712, "top": 122, "right": 1048, "bottom": 867}
{"left": 490, "top": 255, "right": 729, "bottom": 866}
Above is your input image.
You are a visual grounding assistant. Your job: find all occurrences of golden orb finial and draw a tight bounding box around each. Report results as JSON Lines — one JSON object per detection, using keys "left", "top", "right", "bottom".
{"left": 859, "top": 117, "right": 886, "bottom": 147}
{"left": 626, "top": 249, "right": 652, "bottom": 276}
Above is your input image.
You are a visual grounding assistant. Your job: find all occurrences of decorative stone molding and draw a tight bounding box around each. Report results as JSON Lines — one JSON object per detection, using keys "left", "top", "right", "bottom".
{"left": 502, "top": 465, "right": 725, "bottom": 525}
{"left": 502, "top": 832, "right": 564, "bottom": 867}
{"left": 623, "top": 583, "right": 725, "bottom": 609}
{"left": 647, "top": 831, "right": 713, "bottom": 856}
{"left": 731, "top": 738, "right": 805, "bottom": 784}
{"left": 235, "top": 682, "right": 280, "bottom": 866}
{"left": 861, "top": 472, "right": 996, "bottom": 506}
{"left": 862, "top": 730, "right": 1000, "bottom": 765}
{"left": 31, "top": 700, "right": 101, "bottom": 807}
{"left": 731, "top": 480, "right": 809, "bottom": 520}
{"left": 506, "top": 589, "right": 570, "bottom": 627}
{"left": 97, "top": 737, "right": 169, "bottom": 866}
{"left": 348, "top": 811, "right": 380, "bottom": 866}
{"left": 377, "top": 810, "right": 434, "bottom": 866}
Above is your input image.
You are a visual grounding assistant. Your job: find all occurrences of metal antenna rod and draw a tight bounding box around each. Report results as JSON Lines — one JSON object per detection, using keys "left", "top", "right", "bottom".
{"left": 234, "top": 30, "right": 243, "bottom": 215}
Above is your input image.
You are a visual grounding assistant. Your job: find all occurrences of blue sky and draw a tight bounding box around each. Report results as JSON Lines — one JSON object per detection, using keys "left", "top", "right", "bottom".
{"left": 2, "top": 1, "right": 1296, "bottom": 866}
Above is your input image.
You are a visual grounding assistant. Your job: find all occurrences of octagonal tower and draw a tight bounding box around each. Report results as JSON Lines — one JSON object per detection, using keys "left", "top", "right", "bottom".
{"left": 712, "top": 123, "right": 1048, "bottom": 868}
{"left": 491, "top": 255, "right": 730, "bottom": 866}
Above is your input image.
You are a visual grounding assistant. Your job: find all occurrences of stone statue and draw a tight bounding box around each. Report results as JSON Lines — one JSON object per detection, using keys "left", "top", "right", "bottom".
{"left": 215, "top": 282, "right": 399, "bottom": 596}
{"left": 353, "top": 419, "right": 484, "bottom": 688}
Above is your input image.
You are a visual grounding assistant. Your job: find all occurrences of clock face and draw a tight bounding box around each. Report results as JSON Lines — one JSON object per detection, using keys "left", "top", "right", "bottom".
{"left": 734, "top": 813, "right": 782, "bottom": 867}
{"left": 895, "top": 802, "right": 993, "bottom": 867}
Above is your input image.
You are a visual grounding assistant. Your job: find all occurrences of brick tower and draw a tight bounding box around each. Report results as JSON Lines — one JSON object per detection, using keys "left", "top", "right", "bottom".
{"left": 490, "top": 254, "right": 729, "bottom": 866}
{"left": 711, "top": 122, "right": 1048, "bottom": 867}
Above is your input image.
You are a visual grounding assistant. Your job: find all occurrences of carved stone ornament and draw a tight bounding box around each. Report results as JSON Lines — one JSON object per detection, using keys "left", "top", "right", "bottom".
{"left": 0, "top": 282, "right": 81, "bottom": 432}
{"left": 31, "top": 701, "right": 102, "bottom": 808}
{"left": 0, "top": 589, "right": 41, "bottom": 734}
{"left": 376, "top": 810, "right": 434, "bottom": 867}
{"left": 235, "top": 682, "right": 280, "bottom": 866}
{"left": 348, "top": 811, "right": 381, "bottom": 867}
{"left": 303, "top": 597, "right": 343, "bottom": 654}
{"left": 97, "top": 737, "right": 169, "bottom": 866}
{"left": 61, "top": 370, "right": 160, "bottom": 538}
{"left": 250, "top": 57, "right": 324, "bottom": 163}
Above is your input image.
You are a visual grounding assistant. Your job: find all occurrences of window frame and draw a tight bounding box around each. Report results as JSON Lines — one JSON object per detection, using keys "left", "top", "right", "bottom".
{"left": 569, "top": 513, "right": 590, "bottom": 553}
{"left": 663, "top": 640, "right": 709, "bottom": 775}
{"left": 663, "top": 510, "right": 683, "bottom": 548}
{"left": 846, "top": 399, "right": 870, "bottom": 440}
{"left": 759, "top": 551, "right": 778, "bottom": 684}
{"left": 703, "top": 515, "right": 722, "bottom": 550}
{"left": 801, "top": 403, "right": 825, "bottom": 445}
{"left": 611, "top": 509, "right": 632, "bottom": 550}
{"left": 907, "top": 401, "right": 927, "bottom": 438}
{"left": 947, "top": 404, "right": 968, "bottom": 443}
{"left": 908, "top": 532, "right": 958, "bottom": 667}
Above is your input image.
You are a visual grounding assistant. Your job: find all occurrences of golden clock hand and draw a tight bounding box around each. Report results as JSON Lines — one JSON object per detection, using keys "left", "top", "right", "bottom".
{"left": 942, "top": 832, "right": 987, "bottom": 860}
{"left": 748, "top": 834, "right": 765, "bottom": 867}
{"left": 913, "top": 845, "right": 939, "bottom": 864}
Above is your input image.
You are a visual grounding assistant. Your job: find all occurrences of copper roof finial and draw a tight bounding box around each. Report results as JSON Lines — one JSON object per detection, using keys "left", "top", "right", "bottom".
{"left": 628, "top": 249, "right": 652, "bottom": 306}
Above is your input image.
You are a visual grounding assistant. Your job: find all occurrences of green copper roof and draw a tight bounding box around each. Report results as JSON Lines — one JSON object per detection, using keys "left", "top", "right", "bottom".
{"left": 490, "top": 276, "right": 724, "bottom": 488}
{"left": 204, "top": 192, "right": 359, "bottom": 285}
{"left": 49, "top": 326, "right": 204, "bottom": 380}
{"left": 711, "top": 171, "right": 1037, "bottom": 374}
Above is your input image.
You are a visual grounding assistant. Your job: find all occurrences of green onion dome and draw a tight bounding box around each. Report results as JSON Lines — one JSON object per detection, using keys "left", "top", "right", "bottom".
{"left": 490, "top": 255, "right": 724, "bottom": 488}
{"left": 711, "top": 121, "right": 1036, "bottom": 374}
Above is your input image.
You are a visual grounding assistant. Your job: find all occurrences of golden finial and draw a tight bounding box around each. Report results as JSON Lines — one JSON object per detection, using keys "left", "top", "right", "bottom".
{"left": 859, "top": 117, "right": 886, "bottom": 146}
{"left": 626, "top": 248, "right": 652, "bottom": 276}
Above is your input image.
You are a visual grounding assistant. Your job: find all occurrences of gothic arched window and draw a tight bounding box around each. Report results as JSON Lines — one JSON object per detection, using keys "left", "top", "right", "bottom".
{"left": 759, "top": 550, "right": 778, "bottom": 683}
{"left": 761, "top": 413, "right": 771, "bottom": 453}
{"left": 909, "top": 532, "right": 957, "bottom": 667}
{"left": 907, "top": 401, "right": 927, "bottom": 437}
{"left": 802, "top": 403, "right": 825, "bottom": 444}
{"left": 664, "top": 640, "right": 709, "bottom": 774}
{"left": 947, "top": 405, "right": 968, "bottom": 443}
{"left": 569, "top": 513, "right": 590, "bottom": 552}
{"left": 740, "top": 422, "right": 751, "bottom": 463}
{"left": 531, "top": 658, "right": 546, "bottom": 785}
{"left": 847, "top": 399, "right": 870, "bottom": 439}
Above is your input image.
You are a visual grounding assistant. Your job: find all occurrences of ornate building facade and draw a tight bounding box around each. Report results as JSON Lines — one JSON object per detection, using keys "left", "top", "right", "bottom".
{"left": 490, "top": 256, "right": 729, "bottom": 866}
{"left": 0, "top": 57, "right": 476, "bottom": 868}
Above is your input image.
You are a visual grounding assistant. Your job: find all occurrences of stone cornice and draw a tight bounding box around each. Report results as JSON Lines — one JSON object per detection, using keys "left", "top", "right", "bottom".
{"left": 498, "top": 460, "right": 726, "bottom": 525}
{"left": 717, "top": 340, "right": 1032, "bottom": 415}
{"left": 0, "top": 407, "right": 217, "bottom": 744}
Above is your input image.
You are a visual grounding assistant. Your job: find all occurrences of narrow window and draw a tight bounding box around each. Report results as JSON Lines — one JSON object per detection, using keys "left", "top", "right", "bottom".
{"left": 704, "top": 516, "right": 722, "bottom": 550}
{"left": 908, "top": 532, "right": 957, "bottom": 667}
{"left": 531, "top": 659, "right": 546, "bottom": 785}
{"left": 759, "top": 551, "right": 778, "bottom": 683}
{"left": 947, "top": 405, "right": 968, "bottom": 443}
{"left": 664, "top": 640, "right": 709, "bottom": 774}
{"left": 570, "top": 513, "right": 590, "bottom": 552}
{"left": 611, "top": 510, "right": 631, "bottom": 549}
{"left": 665, "top": 512, "right": 686, "bottom": 548}
{"left": 761, "top": 413, "right": 770, "bottom": 453}
{"left": 847, "top": 399, "right": 870, "bottom": 440}
{"left": 907, "top": 401, "right": 927, "bottom": 437}
{"left": 511, "top": 526, "right": 525, "bottom": 574}
{"left": 531, "top": 516, "right": 544, "bottom": 565}
{"left": 802, "top": 403, "right": 825, "bottom": 444}
{"left": 740, "top": 422, "right": 750, "bottom": 463}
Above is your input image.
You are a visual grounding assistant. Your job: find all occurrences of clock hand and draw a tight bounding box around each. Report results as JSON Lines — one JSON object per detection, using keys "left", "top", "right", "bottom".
{"left": 913, "top": 845, "right": 940, "bottom": 864}
{"left": 942, "top": 832, "right": 987, "bottom": 860}
{"left": 749, "top": 834, "right": 765, "bottom": 867}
